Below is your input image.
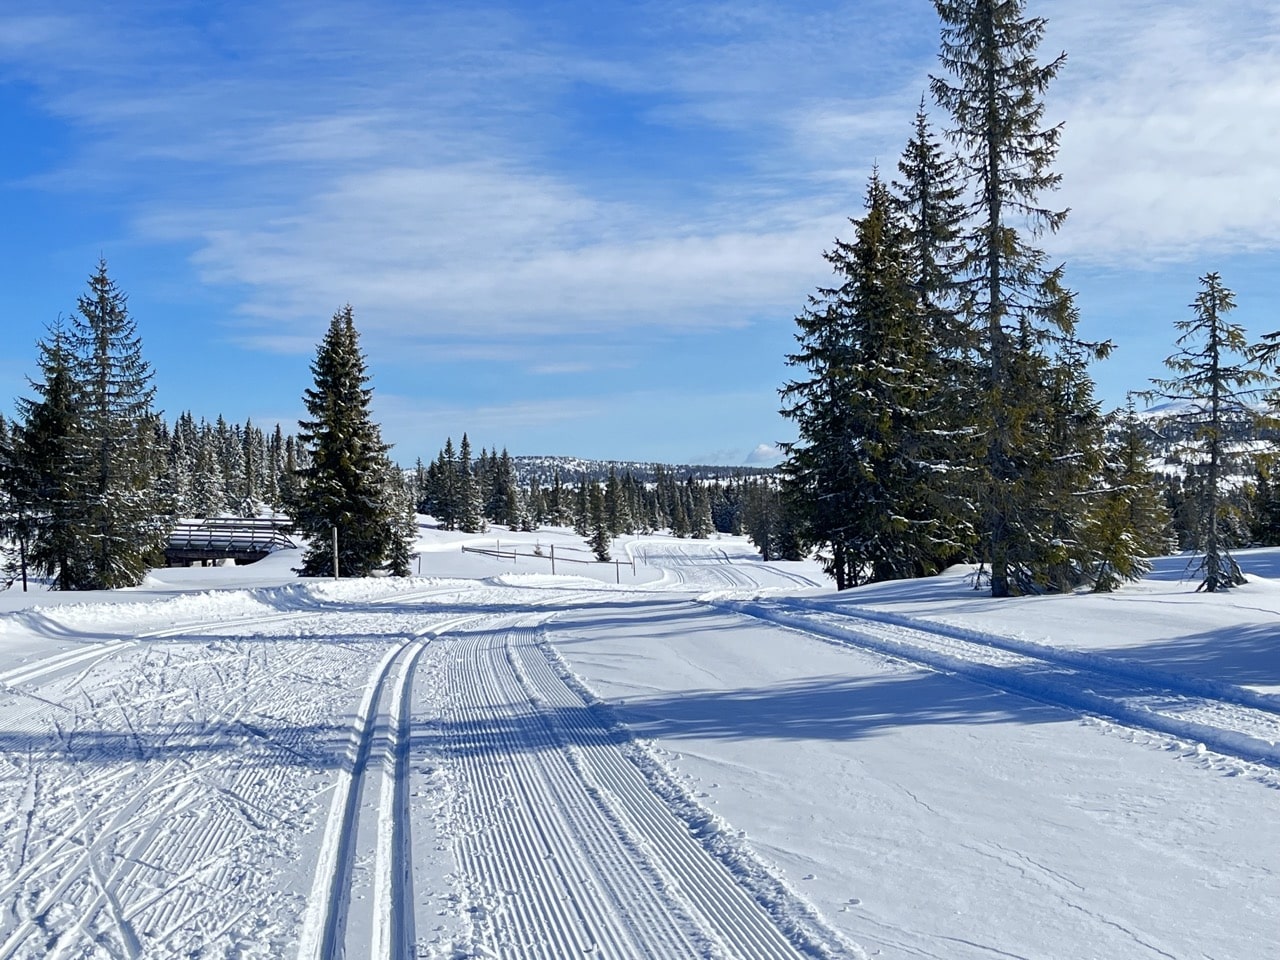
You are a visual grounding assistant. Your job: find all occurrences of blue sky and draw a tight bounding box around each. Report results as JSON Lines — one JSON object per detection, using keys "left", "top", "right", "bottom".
{"left": 1, "top": 1, "right": 1277, "bottom": 466}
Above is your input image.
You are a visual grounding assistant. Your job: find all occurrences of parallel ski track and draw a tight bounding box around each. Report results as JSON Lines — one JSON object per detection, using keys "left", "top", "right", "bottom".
{"left": 0, "top": 585, "right": 467, "bottom": 958}
{"left": 445, "top": 619, "right": 820, "bottom": 959}
{"left": 296, "top": 614, "right": 476, "bottom": 960}
{"left": 718, "top": 597, "right": 1280, "bottom": 771}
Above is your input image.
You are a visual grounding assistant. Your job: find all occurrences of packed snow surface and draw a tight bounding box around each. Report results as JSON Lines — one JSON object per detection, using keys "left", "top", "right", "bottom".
{"left": 1, "top": 523, "right": 1278, "bottom": 958}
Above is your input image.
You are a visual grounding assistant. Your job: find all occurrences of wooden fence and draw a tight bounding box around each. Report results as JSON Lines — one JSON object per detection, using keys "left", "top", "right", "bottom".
{"left": 460, "top": 541, "right": 637, "bottom": 583}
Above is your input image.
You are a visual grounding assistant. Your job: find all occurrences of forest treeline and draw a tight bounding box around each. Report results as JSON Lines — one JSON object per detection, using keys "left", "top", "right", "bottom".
{"left": 0, "top": 272, "right": 777, "bottom": 587}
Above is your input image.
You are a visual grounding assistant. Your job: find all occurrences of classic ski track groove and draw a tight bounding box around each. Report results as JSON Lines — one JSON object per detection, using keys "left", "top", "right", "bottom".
{"left": 296, "top": 613, "right": 477, "bottom": 960}
{"left": 445, "top": 617, "right": 817, "bottom": 959}
{"left": 719, "top": 598, "right": 1280, "bottom": 770}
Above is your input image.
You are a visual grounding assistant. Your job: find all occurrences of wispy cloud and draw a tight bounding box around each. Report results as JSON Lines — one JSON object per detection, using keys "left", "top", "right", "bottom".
{"left": 4, "top": 0, "right": 1277, "bottom": 370}
{"left": 745, "top": 442, "right": 784, "bottom": 465}
{"left": 1044, "top": 1, "right": 1280, "bottom": 263}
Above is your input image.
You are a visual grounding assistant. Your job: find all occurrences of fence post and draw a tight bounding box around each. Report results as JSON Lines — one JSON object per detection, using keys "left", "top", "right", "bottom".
{"left": 332, "top": 527, "right": 339, "bottom": 580}
{"left": 551, "top": 543, "right": 556, "bottom": 575}
{"left": 615, "top": 560, "right": 620, "bottom": 584}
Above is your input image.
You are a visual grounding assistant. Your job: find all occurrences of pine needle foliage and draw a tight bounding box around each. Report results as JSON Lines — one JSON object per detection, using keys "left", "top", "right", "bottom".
{"left": 1144, "top": 273, "right": 1274, "bottom": 591}
{"left": 294, "top": 305, "right": 409, "bottom": 578}
{"left": 781, "top": 171, "right": 963, "bottom": 588}
{"left": 930, "top": 0, "right": 1114, "bottom": 596}
{"left": 12, "top": 324, "right": 88, "bottom": 589}
{"left": 1091, "top": 397, "right": 1173, "bottom": 591}
{"left": 61, "top": 262, "right": 168, "bottom": 589}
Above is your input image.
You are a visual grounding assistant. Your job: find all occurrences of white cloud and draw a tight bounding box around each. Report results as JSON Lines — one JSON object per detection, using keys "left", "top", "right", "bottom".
{"left": 745, "top": 442, "right": 784, "bottom": 465}
{"left": 6, "top": 0, "right": 1279, "bottom": 372}
{"left": 151, "top": 162, "right": 843, "bottom": 356}
{"left": 1044, "top": 1, "right": 1280, "bottom": 263}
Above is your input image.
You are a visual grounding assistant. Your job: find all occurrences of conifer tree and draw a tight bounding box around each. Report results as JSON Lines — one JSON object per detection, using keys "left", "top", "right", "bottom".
{"left": 669, "top": 490, "right": 690, "bottom": 539}
{"left": 189, "top": 429, "right": 227, "bottom": 518}
{"left": 385, "top": 473, "right": 418, "bottom": 577}
{"left": 587, "top": 483, "right": 611, "bottom": 562}
{"left": 294, "top": 305, "right": 408, "bottom": 577}
{"left": 168, "top": 417, "right": 195, "bottom": 515}
{"left": 781, "top": 171, "right": 959, "bottom": 587}
{"left": 1145, "top": 273, "right": 1272, "bottom": 591}
{"left": 432, "top": 438, "right": 460, "bottom": 529}
{"left": 1036, "top": 338, "right": 1112, "bottom": 589}
{"left": 456, "top": 434, "right": 486, "bottom": 533}
{"left": 1249, "top": 467, "right": 1280, "bottom": 546}
{"left": 63, "top": 262, "right": 167, "bottom": 588}
{"left": 573, "top": 475, "right": 590, "bottom": 536}
{"left": 604, "top": 466, "right": 632, "bottom": 537}
{"left": 548, "top": 469, "right": 569, "bottom": 526}
{"left": 894, "top": 103, "right": 979, "bottom": 551}
{"left": 12, "top": 325, "right": 85, "bottom": 589}
{"left": 894, "top": 101, "right": 969, "bottom": 359}
{"left": 1090, "top": 397, "right": 1173, "bottom": 590}
{"left": 690, "top": 483, "right": 714, "bottom": 539}
{"left": 930, "top": 0, "right": 1109, "bottom": 596}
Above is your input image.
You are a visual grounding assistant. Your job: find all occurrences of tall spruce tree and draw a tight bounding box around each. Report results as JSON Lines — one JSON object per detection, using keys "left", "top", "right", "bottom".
{"left": 781, "top": 170, "right": 959, "bottom": 587}
{"left": 930, "top": 0, "right": 1109, "bottom": 596}
{"left": 63, "top": 262, "right": 167, "bottom": 589}
{"left": 13, "top": 325, "right": 85, "bottom": 589}
{"left": 894, "top": 101, "right": 969, "bottom": 359}
{"left": 294, "top": 305, "right": 408, "bottom": 578}
{"left": 1145, "top": 273, "right": 1272, "bottom": 591}
{"left": 894, "top": 103, "right": 979, "bottom": 556}
{"left": 456, "top": 434, "right": 486, "bottom": 534}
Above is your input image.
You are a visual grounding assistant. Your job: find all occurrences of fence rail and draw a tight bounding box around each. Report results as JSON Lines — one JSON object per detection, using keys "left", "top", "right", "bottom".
{"left": 460, "top": 541, "right": 637, "bottom": 582}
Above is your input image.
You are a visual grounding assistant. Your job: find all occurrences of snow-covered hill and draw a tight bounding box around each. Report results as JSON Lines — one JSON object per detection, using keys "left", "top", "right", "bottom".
{"left": 1132, "top": 399, "right": 1278, "bottom": 479}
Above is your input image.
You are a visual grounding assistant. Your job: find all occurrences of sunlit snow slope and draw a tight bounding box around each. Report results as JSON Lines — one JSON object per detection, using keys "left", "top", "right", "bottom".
{"left": 0, "top": 527, "right": 1277, "bottom": 959}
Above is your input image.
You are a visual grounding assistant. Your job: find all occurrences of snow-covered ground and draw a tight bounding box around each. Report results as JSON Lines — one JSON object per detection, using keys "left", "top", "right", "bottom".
{"left": 1, "top": 522, "right": 1277, "bottom": 958}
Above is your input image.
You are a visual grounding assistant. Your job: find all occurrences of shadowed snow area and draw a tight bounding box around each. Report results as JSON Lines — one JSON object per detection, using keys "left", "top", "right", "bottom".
{"left": 0, "top": 524, "right": 1277, "bottom": 958}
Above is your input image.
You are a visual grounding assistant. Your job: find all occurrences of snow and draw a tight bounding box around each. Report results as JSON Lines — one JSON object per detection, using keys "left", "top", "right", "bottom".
{"left": 0, "top": 525, "right": 1278, "bottom": 958}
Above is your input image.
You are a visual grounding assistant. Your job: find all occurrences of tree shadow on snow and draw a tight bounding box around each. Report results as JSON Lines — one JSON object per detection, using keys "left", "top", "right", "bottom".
{"left": 1093, "top": 623, "right": 1280, "bottom": 690}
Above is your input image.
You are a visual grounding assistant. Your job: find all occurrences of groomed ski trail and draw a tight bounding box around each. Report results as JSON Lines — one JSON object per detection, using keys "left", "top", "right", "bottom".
{"left": 439, "top": 616, "right": 858, "bottom": 959}
{"left": 0, "top": 590, "right": 475, "bottom": 958}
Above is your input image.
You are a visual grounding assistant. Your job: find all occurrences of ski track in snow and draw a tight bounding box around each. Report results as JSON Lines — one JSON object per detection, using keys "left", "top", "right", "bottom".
{"left": 0, "top": 566, "right": 853, "bottom": 958}
{"left": 439, "top": 616, "right": 856, "bottom": 959}
{"left": 712, "top": 593, "right": 1280, "bottom": 782}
